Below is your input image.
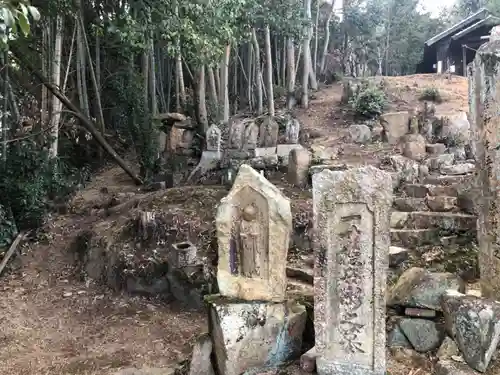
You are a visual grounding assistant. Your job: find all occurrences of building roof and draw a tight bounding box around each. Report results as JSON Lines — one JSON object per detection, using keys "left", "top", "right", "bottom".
{"left": 451, "top": 14, "right": 500, "bottom": 40}
{"left": 425, "top": 8, "right": 490, "bottom": 46}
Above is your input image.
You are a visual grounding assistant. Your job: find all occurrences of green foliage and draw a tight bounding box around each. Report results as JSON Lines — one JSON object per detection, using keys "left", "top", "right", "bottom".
{"left": 0, "top": 0, "right": 39, "bottom": 46}
{"left": 349, "top": 84, "right": 386, "bottom": 118}
{"left": 419, "top": 87, "right": 443, "bottom": 103}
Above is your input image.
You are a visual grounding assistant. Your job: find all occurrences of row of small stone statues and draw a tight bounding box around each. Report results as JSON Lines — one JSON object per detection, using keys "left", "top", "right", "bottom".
{"left": 206, "top": 115, "right": 301, "bottom": 152}
{"left": 209, "top": 163, "right": 392, "bottom": 375}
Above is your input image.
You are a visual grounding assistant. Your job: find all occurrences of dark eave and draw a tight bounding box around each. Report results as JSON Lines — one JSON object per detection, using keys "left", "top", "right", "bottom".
{"left": 451, "top": 15, "right": 500, "bottom": 40}
{"left": 425, "top": 8, "right": 489, "bottom": 46}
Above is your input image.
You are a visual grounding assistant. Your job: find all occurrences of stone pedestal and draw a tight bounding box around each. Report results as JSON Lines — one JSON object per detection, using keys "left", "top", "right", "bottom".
{"left": 469, "top": 39, "right": 500, "bottom": 300}
{"left": 207, "top": 296, "right": 307, "bottom": 375}
{"left": 312, "top": 166, "right": 392, "bottom": 375}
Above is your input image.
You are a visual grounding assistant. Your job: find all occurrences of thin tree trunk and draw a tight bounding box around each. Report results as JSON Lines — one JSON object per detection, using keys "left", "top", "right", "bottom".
{"left": 294, "top": 44, "right": 302, "bottom": 84}
{"left": 247, "top": 43, "right": 253, "bottom": 111}
{"left": 308, "top": 52, "right": 318, "bottom": 90}
{"left": 2, "top": 49, "right": 8, "bottom": 165}
{"left": 320, "top": 1, "right": 335, "bottom": 74}
{"left": 41, "top": 25, "right": 49, "bottom": 129}
{"left": 264, "top": 25, "right": 275, "bottom": 117}
{"left": 302, "top": 0, "right": 312, "bottom": 108}
{"left": 286, "top": 38, "right": 296, "bottom": 110}
{"left": 220, "top": 45, "right": 231, "bottom": 122}
{"left": 313, "top": 0, "right": 320, "bottom": 71}
{"left": 275, "top": 35, "right": 280, "bottom": 86}
{"left": 197, "top": 65, "right": 208, "bottom": 132}
{"left": 49, "top": 14, "right": 63, "bottom": 159}
{"left": 149, "top": 41, "right": 158, "bottom": 115}
{"left": 76, "top": 12, "right": 90, "bottom": 118}
{"left": 12, "top": 47, "right": 143, "bottom": 185}
{"left": 281, "top": 38, "right": 286, "bottom": 90}
{"left": 207, "top": 67, "right": 218, "bottom": 111}
{"left": 63, "top": 23, "right": 76, "bottom": 93}
{"left": 252, "top": 28, "right": 263, "bottom": 115}
{"left": 233, "top": 47, "right": 238, "bottom": 114}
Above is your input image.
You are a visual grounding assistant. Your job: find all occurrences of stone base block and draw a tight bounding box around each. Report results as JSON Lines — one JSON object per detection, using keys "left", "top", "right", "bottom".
{"left": 316, "top": 358, "right": 384, "bottom": 375}
{"left": 207, "top": 296, "right": 307, "bottom": 375}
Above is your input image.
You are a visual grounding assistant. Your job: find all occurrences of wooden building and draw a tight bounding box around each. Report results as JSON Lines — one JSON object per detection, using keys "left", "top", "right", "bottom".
{"left": 417, "top": 8, "right": 500, "bottom": 76}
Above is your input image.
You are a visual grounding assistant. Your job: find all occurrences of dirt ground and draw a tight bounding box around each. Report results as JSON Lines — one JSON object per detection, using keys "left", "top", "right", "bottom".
{"left": 0, "top": 74, "right": 469, "bottom": 375}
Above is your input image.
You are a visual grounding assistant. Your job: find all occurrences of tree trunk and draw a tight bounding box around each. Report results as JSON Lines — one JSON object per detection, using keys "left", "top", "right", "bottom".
{"left": 247, "top": 43, "right": 253, "bottom": 111}
{"left": 220, "top": 45, "right": 231, "bottom": 122}
{"left": 308, "top": 52, "right": 318, "bottom": 90}
{"left": 320, "top": 1, "right": 335, "bottom": 75}
{"left": 313, "top": 0, "right": 320, "bottom": 71}
{"left": 41, "top": 24, "right": 49, "bottom": 129}
{"left": 12, "top": 48, "right": 143, "bottom": 185}
{"left": 302, "top": 0, "right": 312, "bottom": 108}
{"left": 286, "top": 38, "right": 296, "bottom": 110}
{"left": 264, "top": 25, "right": 275, "bottom": 117}
{"left": 233, "top": 47, "right": 238, "bottom": 114}
{"left": 207, "top": 67, "right": 218, "bottom": 111}
{"left": 2, "top": 49, "right": 8, "bottom": 165}
{"left": 197, "top": 65, "right": 208, "bottom": 132}
{"left": 251, "top": 28, "right": 263, "bottom": 115}
{"left": 49, "top": 15, "right": 63, "bottom": 159}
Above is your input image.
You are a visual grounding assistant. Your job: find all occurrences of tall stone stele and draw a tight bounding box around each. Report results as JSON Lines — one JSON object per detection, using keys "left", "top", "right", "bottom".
{"left": 469, "top": 31, "right": 500, "bottom": 300}
{"left": 215, "top": 164, "right": 293, "bottom": 301}
{"left": 311, "top": 166, "right": 392, "bottom": 375}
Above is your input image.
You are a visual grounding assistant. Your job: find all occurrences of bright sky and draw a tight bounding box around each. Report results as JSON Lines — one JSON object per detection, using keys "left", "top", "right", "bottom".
{"left": 331, "top": 0, "right": 457, "bottom": 18}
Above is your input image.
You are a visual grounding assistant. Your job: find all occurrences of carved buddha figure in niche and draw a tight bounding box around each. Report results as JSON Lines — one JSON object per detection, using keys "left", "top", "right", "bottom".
{"left": 238, "top": 203, "right": 261, "bottom": 277}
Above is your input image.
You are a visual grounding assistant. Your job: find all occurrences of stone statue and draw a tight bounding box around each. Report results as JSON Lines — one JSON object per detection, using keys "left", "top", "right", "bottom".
{"left": 238, "top": 204, "right": 261, "bottom": 277}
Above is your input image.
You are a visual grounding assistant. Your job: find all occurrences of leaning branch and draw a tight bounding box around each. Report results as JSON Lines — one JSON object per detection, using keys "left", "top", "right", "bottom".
{"left": 11, "top": 46, "right": 143, "bottom": 185}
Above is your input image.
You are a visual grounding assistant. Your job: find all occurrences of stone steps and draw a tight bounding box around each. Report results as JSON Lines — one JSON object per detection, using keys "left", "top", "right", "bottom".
{"left": 393, "top": 196, "right": 458, "bottom": 212}
{"left": 402, "top": 183, "right": 458, "bottom": 198}
{"left": 391, "top": 211, "right": 476, "bottom": 231}
{"left": 390, "top": 228, "right": 444, "bottom": 247}
{"left": 423, "top": 173, "right": 474, "bottom": 186}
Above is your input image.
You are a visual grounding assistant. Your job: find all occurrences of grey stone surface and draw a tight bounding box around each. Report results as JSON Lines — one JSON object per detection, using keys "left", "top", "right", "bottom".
{"left": 387, "top": 324, "right": 412, "bottom": 348}
{"left": 399, "top": 318, "right": 442, "bottom": 352}
{"left": 287, "top": 148, "right": 311, "bottom": 187}
{"left": 189, "top": 333, "right": 215, "bottom": 375}
{"left": 442, "top": 291, "right": 500, "bottom": 372}
{"left": 389, "top": 246, "right": 409, "bottom": 267}
{"left": 285, "top": 117, "right": 300, "bottom": 144}
{"left": 426, "top": 143, "right": 446, "bottom": 156}
{"left": 389, "top": 155, "right": 420, "bottom": 184}
{"left": 312, "top": 166, "right": 392, "bottom": 375}
{"left": 435, "top": 360, "right": 481, "bottom": 375}
{"left": 388, "top": 267, "right": 465, "bottom": 311}
{"left": 404, "top": 307, "right": 437, "bottom": 318}
{"left": 228, "top": 119, "right": 246, "bottom": 149}
{"left": 254, "top": 147, "right": 277, "bottom": 157}
{"left": 426, "top": 154, "right": 455, "bottom": 171}
{"left": 300, "top": 347, "right": 317, "bottom": 373}
{"left": 380, "top": 111, "right": 410, "bottom": 144}
{"left": 209, "top": 298, "right": 307, "bottom": 375}
{"left": 437, "top": 111, "right": 471, "bottom": 147}
{"left": 259, "top": 117, "right": 279, "bottom": 147}
{"left": 440, "top": 163, "right": 475, "bottom": 175}
{"left": 469, "top": 39, "right": 500, "bottom": 300}
{"left": 243, "top": 120, "right": 259, "bottom": 150}
{"left": 402, "top": 134, "right": 426, "bottom": 161}
{"left": 277, "top": 144, "right": 305, "bottom": 166}
{"left": 206, "top": 124, "right": 221, "bottom": 151}
{"left": 216, "top": 164, "right": 292, "bottom": 302}
{"left": 437, "top": 336, "right": 460, "bottom": 360}
{"left": 349, "top": 124, "right": 372, "bottom": 144}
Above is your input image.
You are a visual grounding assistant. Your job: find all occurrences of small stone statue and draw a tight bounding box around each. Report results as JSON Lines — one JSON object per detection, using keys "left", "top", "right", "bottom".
{"left": 239, "top": 204, "right": 260, "bottom": 277}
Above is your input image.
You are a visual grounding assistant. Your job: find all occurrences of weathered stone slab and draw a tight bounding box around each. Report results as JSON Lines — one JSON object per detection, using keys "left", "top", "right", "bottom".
{"left": 288, "top": 148, "right": 311, "bottom": 187}
{"left": 285, "top": 117, "right": 300, "bottom": 144}
{"left": 243, "top": 120, "right": 259, "bottom": 150}
{"left": 189, "top": 333, "right": 215, "bottom": 375}
{"left": 228, "top": 119, "right": 246, "bottom": 150}
{"left": 254, "top": 147, "right": 277, "bottom": 157}
{"left": 277, "top": 144, "right": 305, "bottom": 166}
{"left": 208, "top": 297, "right": 307, "bottom": 375}
{"left": 380, "top": 111, "right": 410, "bottom": 144}
{"left": 216, "top": 164, "right": 292, "bottom": 301}
{"left": 259, "top": 117, "right": 279, "bottom": 147}
{"left": 206, "top": 124, "right": 221, "bottom": 151}
{"left": 312, "top": 166, "right": 392, "bottom": 375}
{"left": 442, "top": 291, "right": 500, "bottom": 372}
{"left": 469, "top": 39, "right": 500, "bottom": 300}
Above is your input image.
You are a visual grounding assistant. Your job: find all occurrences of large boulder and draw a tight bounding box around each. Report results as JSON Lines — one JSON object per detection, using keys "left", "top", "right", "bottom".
{"left": 401, "top": 134, "right": 426, "bottom": 161}
{"left": 348, "top": 124, "right": 372, "bottom": 144}
{"left": 437, "top": 111, "right": 471, "bottom": 146}
{"left": 388, "top": 267, "right": 465, "bottom": 311}
{"left": 380, "top": 111, "right": 410, "bottom": 145}
{"left": 441, "top": 291, "right": 500, "bottom": 372}
{"left": 398, "top": 318, "right": 443, "bottom": 352}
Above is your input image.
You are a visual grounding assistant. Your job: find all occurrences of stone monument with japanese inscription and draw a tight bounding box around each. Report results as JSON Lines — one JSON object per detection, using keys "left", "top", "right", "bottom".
{"left": 215, "top": 164, "right": 292, "bottom": 301}
{"left": 208, "top": 164, "right": 306, "bottom": 375}
{"left": 469, "top": 36, "right": 500, "bottom": 300}
{"left": 311, "top": 166, "right": 392, "bottom": 375}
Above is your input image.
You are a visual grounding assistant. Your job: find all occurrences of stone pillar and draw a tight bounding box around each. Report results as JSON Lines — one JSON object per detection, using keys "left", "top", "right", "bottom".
{"left": 469, "top": 38, "right": 500, "bottom": 300}
{"left": 311, "top": 166, "right": 392, "bottom": 375}
{"left": 209, "top": 164, "right": 307, "bottom": 375}
{"left": 287, "top": 148, "right": 311, "bottom": 187}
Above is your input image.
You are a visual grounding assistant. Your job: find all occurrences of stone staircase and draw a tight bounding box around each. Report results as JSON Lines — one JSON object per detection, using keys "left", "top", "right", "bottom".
{"left": 390, "top": 172, "right": 476, "bottom": 249}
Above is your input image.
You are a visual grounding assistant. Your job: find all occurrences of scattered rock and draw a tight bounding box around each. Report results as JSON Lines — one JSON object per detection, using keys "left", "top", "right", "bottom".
{"left": 426, "top": 154, "right": 455, "bottom": 171}
{"left": 393, "top": 197, "right": 429, "bottom": 212}
{"left": 435, "top": 360, "right": 481, "bottom": 375}
{"left": 437, "top": 336, "right": 460, "bottom": 360}
{"left": 426, "top": 196, "right": 457, "bottom": 212}
{"left": 189, "top": 333, "right": 215, "bottom": 375}
{"left": 371, "top": 124, "right": 384, "bottom": 141}
{"left": 399, "top": 318, "right": 443, "bottom": 352}
{"left": 388, "top": 324, "right": 413, "bottom": 348}
{"left": 300, "top": 347, "right": 317, "bottom": 373}
{"left": 349, "top": 124, "right": 372, "bottom": 144}
{"left": 438, "top": 112, "right": 471, "bottom": 147}
{"left": 389, "top": 246, "right": 410, "bottom": 267}
{"left": 388, "top": 267, "right": 465, "bottom": 311}
{"left": 440, "top": 163, "right": 475, "bottom": 175}
{"left": 402, "top": 134, "right": 426, "bottom": 161}
{"left": 442, "top": 291, "right": 500, "bottom": 372}
{"left": 426, "top": 143, "right": 447, "bottom": 156}
{"left": 404, "top": 307, "right": 437, "bottom": 318}
{"left": 390, "top": 155, "right": 420, "bottom": 184}
{"left": 380, "top": 111, "right": 410, "bottom": 144}
{"left": 449, "top": 146, "right": 467, "bottom": 161}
